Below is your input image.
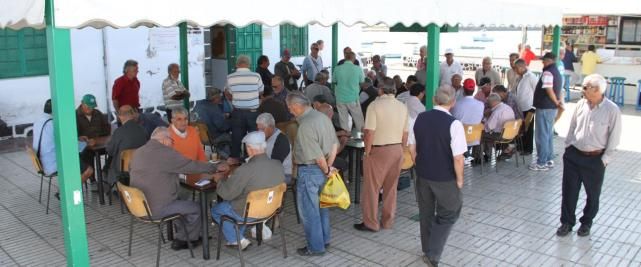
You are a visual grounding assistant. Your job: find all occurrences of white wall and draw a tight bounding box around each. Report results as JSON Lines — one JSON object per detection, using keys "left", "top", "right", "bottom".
{"left": 0, "top": 27, "right": 206, "bottom": 133}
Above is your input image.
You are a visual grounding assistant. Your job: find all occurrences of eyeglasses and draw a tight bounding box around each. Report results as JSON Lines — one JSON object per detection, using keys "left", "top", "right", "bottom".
{"left": 583, "top": 85, "right": 595, "bottom": 91}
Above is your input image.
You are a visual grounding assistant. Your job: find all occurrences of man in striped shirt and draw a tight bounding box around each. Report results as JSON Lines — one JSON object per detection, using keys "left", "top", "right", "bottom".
{"left": 162, "top": 63, "right": 190, "bottom": 122}
{"left": 224, "top": 55, "right": 265, "bottom": 158}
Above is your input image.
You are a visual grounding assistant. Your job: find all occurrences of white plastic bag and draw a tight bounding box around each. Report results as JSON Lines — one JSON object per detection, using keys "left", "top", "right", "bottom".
{"left": 250, "top": 222, "right": 272, "bottom": 240}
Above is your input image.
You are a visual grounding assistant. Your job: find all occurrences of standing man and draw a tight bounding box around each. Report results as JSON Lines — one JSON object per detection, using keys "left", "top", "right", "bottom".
{"left": 506, "top": 53, "right": 520, "bottom": 92}
{"left": 287, "top": 92, "right": 338, "bottom": 256}
{"left": 529, "top": 53, "right": 562, "bottom": 171}
{"left": 274, "top": 49, "right": 301, "bottom": 91}
{"left": 224, "top": 55, "right": 264, "bottom": 159}
{"left": 354, "top": 78, "right": 409, "bottom": 232}
{"left": 413, "top": 87, "right": 466, "bottom": 267}
{"left": 580, "top": 45, "right": 602, "bottom": 79}
{"left": 256, "top": 55, "right": 274, "bottom": 95}
{"left": 337, "top": 47, "right": 360, "bottom": 66}
{"left": 556, "top": 74, "right": 621, "bottom": 237}
{"left": 112, "top": 59, "right": 141, "bottom": 111}
{"left": 334, "top": 51, "right": 365, "bottom": 131}
{"left": 562, "top": 43, "right": 579, "bottom": 86}
{"left": 439, "top": 48, "right": 463, "bottom": 86}
{"left": 514, "top": 59, "right": 537, "bottom": 155}
{"left": 162, "top": 63, "right": 190, "bottom": 122}
{"left": 475, "top": 57, "right": 502, "bottom": 87}
{"left": 300, "top": 43, "right": 323, "bottom": 87}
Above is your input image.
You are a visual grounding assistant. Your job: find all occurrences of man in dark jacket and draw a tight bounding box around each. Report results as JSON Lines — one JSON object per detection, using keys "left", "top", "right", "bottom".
{"left": 105, "top": 105, "right": 148, "bottom": 185}
{"left": 274, "top": 49, "right": 301, "bottom": 91}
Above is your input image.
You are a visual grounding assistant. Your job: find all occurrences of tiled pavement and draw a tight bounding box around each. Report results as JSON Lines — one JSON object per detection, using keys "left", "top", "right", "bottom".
{"left": 1, "top": 103, "right": 641, "bottom": 266}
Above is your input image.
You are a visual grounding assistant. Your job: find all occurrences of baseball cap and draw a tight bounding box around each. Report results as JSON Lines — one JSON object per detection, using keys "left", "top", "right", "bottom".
{"left": 478, "top": 77, "right": 492, "bottom": 87}
{"left": 463, "top": 78, "right": 476, "bottom": 92}
{"left": 242, "top": 131, "right": 266, "bottom": 147}
{"left": 81, "top": 94, "right": 97, "bottom": 109}
{"left": 444, "top": 48, "right": 454, "bottom": 55}
{"left": 539, "top": 52, "right": 556, "bottom": 61}
{"left": 282, "top": 49, "right": 291, "bottom": 57}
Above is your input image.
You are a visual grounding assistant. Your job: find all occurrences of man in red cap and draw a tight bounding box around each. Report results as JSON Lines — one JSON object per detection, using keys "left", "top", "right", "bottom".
{"left": 274, "top": 49, "right": 301, "bottom": 91}
{"left": 451, "top": 79, "right": 484, "bottom": 126}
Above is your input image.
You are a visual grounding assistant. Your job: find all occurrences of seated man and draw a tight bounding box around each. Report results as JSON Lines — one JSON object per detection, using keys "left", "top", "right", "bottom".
{"left": 474, "top": 77, "right": 492, "bottom": 104}
{"left": 168, "top": 107, "right": 207, "bottom": 182}
{"left": 76, "top": 94, "right": 111, "bottom": 170}
{"left": 359, "top": 78, "right": 378, "bottom": 115}
{"left": 492, "top": 84, "right": 523, "bottom": 120}
{"left": 256, "top": 113, "right": 292, "bottom": 183}
{"left": 136, "top": 111, "right": 168, "bottom": 139}
{"left": 258, "top": 89, "right": 290, "bottom": 124}
{"left": 33, "top": 99, "right": 94, "bottom": 198}
{"left": 451, "top": 79, "right": 484, "bottom": 125}
{"left": 211, "top": 131, "right": 285, "bottom": 249}
{"left": 304, "top": 72, "right": 334, "bottom": 105}
{"left": 106, "top": 105, "right": 148, "bottom": 185}
{"left": 130, "top": 127, "right": 218, "bottom": 250}
{"left": 193, "top": 88, "right": 232, "bottom": 150}
{"left": 483, "top": 93, "right": 516, "bottom": 160}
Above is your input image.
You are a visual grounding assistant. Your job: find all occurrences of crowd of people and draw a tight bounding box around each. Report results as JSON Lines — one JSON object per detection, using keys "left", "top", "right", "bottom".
{"left": 32, "top": 39, "right": 621, "bottom": 266}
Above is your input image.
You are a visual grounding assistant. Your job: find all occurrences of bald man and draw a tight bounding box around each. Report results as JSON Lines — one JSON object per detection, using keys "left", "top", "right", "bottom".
{"left": 106, "top": 105, "right": 148, "bottom": 185}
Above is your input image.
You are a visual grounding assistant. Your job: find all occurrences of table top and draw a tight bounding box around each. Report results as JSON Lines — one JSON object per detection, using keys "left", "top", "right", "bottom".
{"left": 87, "top": 136, "right": 111, "bottom": 151}
{"left": 180, "top": 163, "right": 240, "bottom": 192}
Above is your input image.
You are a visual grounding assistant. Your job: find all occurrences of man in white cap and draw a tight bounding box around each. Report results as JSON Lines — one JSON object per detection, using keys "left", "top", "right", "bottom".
{"left": 439, "top": 48, "right": 463, "bottom": 86}
{"left": 210, "top": 131, "right": 286, "bottom": 250}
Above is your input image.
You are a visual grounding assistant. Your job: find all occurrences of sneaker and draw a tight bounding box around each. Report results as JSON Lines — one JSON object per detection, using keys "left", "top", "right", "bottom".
{"left": 226, "top": 238, "right": 251, "bottom": 250}
{"left": 529, "top": 163, "right": 550, "bottom": 171}
{"left": 577, "top": 224, "right": 591, "bottom": 237}
{"left": 546, "top": 160, "right": 555, "bottom": 168}
{"left": 556, "top": 224, "right": 572, "bottom": 237}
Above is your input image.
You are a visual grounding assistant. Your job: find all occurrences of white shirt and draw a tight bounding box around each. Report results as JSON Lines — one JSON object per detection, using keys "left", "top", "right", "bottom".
{"left": 451, "top": 96, "right": 484, "bottom": 125}
{"left": 407, "top": 116, "right": 417, "bottom": 145}
{"left": 396, "top": 91, "right": 410, "bottom": 104}
{"left": 406, "top": 96, "right": 426, "bottom": 119}
{"left": 439, "top": 61, "right": 463, "bottom": 86}
{"left": 433, "top": 106, "right": 468, "bottom": 156}
{"left": 515, "top": 70, "right": 537, "bottom": 112}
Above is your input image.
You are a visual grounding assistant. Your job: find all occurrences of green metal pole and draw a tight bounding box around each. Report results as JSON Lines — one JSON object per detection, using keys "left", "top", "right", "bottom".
{"left": 425, "top": 24, "right": 440, "bottom": 110}
{"left": 552, "top": 25, "right": 561, "bottom": 57}
{"left": 44, "top": 0, "right": 90, "bottom": 266}
{"left": 331, "top": 23, "right": 338, "bottom": 91}
{"left": 179, "top": 23, "right": 190, "bottom": 109}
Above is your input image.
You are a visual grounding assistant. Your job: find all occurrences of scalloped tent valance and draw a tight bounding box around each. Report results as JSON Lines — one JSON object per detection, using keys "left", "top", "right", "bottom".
{"left": 1, "top": 0, "right": 563, "bottom": 30}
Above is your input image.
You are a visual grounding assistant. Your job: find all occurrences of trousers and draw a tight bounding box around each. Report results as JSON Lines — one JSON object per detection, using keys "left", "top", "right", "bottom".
{"left": 560, "top": 146, "right": 606, "bottom": 227}
{"left": 157, "top": 200, "right": 202, "bottom": 241}
{"left": 361, "top": 144, "right": 403, "bottom": 230}
{"left": 336, "top": 102, "right": 364, "bottom": 131}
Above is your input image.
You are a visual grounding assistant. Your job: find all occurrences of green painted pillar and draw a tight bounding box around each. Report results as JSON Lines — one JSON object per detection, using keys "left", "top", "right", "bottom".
{"left": 179, "top": 23, "right": 190, "bottom": 109}
{"left": 425, "top": 24, "right": 440, "bottom": 110}
{"left": 552, "top": 25, "right": 561, "bottom": 57}
{"left": 44, "top": 0, "right": 90, "bottom": 266}
{"left": 331, "top": 23, "right": 338, "bottom": 91}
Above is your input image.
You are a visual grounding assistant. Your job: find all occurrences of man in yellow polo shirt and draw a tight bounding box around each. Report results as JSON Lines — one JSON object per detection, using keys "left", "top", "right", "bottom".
{"left": 580, "top": 45, "right": 601, "bottom": 76}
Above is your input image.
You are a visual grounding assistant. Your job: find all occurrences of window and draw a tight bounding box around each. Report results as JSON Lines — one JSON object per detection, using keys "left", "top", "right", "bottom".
{"left": 0, "top": 28, "right": 49, "bottom": 79}
{"left": 619, "top": 17, "right": 641, "bottom": 45}
{"left": 280, "top": 24, "right": 308, "bottom": 57}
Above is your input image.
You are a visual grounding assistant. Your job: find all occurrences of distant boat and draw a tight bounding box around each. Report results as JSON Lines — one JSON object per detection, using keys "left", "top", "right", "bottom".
{"left": 461, "top": 45, "right": 486, "bottom": 50}
{"left": 473, "top": 31, "right": 494, "bottom": 42}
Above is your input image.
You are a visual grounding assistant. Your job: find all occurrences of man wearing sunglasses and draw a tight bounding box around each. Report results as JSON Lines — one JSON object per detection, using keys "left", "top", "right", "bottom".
{"left": 556, "top": 74, "right": 621, "bottom": 238}
{"left": 301, "top": 43, "right": 324, "bottom": 87}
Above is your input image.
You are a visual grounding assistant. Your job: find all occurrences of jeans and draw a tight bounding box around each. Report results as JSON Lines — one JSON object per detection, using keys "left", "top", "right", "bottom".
{"left": 534, "top": 108, "right": 557, "bottom": 165}
{"left": 297, "top": 165, "right": 330, "bottom": 252}
{"left": 211, "top": 201, "right": 255, "bottom": 243}
{"left": 230, "top": 109, "right": 259, "bottom": 158}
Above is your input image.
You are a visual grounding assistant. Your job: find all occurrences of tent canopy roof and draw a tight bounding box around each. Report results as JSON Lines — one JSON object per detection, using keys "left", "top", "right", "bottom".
{"left": 1, "top": 0, "right": 563, "bottom": 30}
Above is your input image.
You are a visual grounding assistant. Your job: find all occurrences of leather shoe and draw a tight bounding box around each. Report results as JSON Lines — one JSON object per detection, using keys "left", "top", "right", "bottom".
{"left": 353, "top": 223, "right": 377, "bottom": 232}
{"left": 296, "top": 247, "right": 325, "bottom": 256}
{"left": 171, "top": 240, "right": 189, "bottom": 250}
{"left": 577, "top": 224, "right": 591, "bottom": 237}
{"left": 422, "top": 255, "right": 438, "bottom": 267}
{"left": 556, "top": 224, "right": 572, "bottom": 237}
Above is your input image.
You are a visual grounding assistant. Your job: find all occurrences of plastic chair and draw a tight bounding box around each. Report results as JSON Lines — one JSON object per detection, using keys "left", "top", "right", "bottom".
{"left": 108, "top": 149, "right": 136, "bottom": 214}
{"left": 563, "top": 74, "right": 571, "bottom": 102}
{"left": 608, "top": 77, "right": 626, "bottom": 106}
{"left": 214, "top": 183, "right": 288, "bottom": 267}
{"left": 26, "top": 146, "right": 58, "bottom": 214}
{"left": 463, "top": 123, "right": 484, "bottom": 174}
{"left": 117, "top": 182, "right": 193, "bottom": 267}
{"left": 489, "top": 119, "right": 523, "bottom": 173}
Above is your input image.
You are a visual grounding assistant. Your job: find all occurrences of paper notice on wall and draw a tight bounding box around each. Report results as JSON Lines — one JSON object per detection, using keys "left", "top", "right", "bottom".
{"left": 149, "top": 28, "right": 179, "bottom": 51}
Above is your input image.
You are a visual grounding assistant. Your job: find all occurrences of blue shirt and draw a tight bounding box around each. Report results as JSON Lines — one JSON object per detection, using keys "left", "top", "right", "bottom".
{"left": 193, "top": 99, "right": 230, "bottom": 137}
{"left": 32, "top": 113, "right": 56, "bottom": 175}
{"left": 300, "top": 55, "right": 323, "bottom": 82}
